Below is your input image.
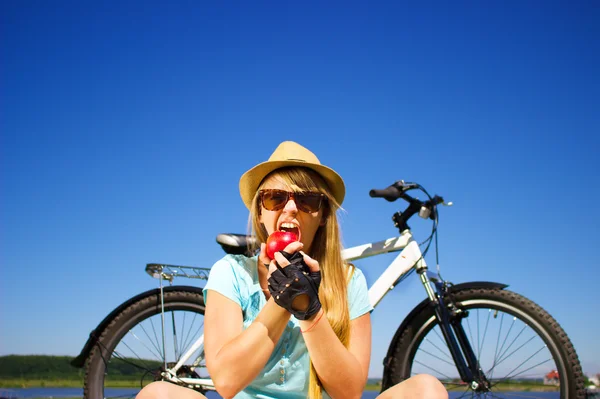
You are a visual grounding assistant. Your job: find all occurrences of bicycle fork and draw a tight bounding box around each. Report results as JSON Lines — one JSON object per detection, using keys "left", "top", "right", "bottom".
{"left": 417, "top": 269, "right": 491, "bottom": 392}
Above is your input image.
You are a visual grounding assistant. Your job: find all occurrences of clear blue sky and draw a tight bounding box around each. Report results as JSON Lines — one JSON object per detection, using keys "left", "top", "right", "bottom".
{"left": 1, "top": 1, "right": 599, "bottom": 378}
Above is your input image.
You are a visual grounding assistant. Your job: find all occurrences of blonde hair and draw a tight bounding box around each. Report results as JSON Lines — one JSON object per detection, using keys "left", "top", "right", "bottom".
{"left": 248, "top": 167, "right": 353, "bottom": 399}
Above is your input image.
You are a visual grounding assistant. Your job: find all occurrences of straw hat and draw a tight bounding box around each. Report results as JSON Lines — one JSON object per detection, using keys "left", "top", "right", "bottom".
{"left": 239, "top": 141, "right": 346, "bottom": 209}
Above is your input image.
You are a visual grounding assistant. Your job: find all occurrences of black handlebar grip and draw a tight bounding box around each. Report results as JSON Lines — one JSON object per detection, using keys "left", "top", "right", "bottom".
{"left": 369, "top": 186, "right": 401, "bottom": 202}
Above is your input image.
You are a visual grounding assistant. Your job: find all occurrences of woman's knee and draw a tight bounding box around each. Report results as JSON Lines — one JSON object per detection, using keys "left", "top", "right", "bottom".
{"left": 379, "top": 374, "right": 448, "bottom": 399}
{"left": 135, "top": 381, "right": 172, "bottom": 399}
{"left": 135, "top": 381, "right": 207, "bottom": 399}
{"left": 409, "top": 374, "right": 448, "bottom": 398}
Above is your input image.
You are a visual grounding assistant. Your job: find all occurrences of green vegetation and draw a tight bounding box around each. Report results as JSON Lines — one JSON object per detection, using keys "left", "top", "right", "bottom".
{"left": 0, "top": 378, "right": 82, "bottom": 388}
{"left": 0, "top": 355, "right": 565, "bottom": 393}
{"left": 0, "top": 355, "right": 159, "bottom": 388}
{"left": 0, "top": 355, "right": 84, "bottom": 388}
{"left": 444, "top": 381, "right": 559, "bottom": 392}
{"left": 0, "top": 378, "right": 146, "bottom": 389}
{"left": 0, "top": 355, "right": 381, "bottom": 390}
{"left": 0, "top": 355, "right": 84, "bottom": 380}
{"left": 363, "top": 378, "right": 382, "bottom": 391}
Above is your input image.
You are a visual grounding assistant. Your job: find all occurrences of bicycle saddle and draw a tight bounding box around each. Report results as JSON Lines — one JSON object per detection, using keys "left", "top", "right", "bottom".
{"left": 216, "top": 233, "right": 257, "bottom": 256}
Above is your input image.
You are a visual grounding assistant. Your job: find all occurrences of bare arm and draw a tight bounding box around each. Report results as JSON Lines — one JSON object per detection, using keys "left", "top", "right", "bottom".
{"left": 204, "top": 291, "right": 290, "bottom": 399}
{"left": 300, "top": 311, "right": 372, "bottom": 399}
{"left": 268, "top": 245, "right": 371, "bottom": 399}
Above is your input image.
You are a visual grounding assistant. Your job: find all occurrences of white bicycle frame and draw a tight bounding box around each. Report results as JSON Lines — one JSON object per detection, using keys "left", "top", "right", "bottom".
{"left": 162, "top": 229, "right": 434, "bottom": 390}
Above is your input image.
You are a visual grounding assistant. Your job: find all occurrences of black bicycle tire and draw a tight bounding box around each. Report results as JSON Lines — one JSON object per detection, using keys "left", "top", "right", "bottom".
{"left": 382, "top": 287, "right": 585, "bottom": 398}
{"left": 83, "top": 289, "right": 206, "bottom": 399}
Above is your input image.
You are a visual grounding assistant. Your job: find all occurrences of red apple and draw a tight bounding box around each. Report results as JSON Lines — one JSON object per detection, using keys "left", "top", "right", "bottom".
{"left": 266, "top": 231, "right": 298, "bottom": 259}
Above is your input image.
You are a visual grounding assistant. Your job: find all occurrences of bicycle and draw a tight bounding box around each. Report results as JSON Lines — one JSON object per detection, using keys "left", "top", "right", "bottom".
{"left": 71, "top": 180, "right": 585, "bottom": 398}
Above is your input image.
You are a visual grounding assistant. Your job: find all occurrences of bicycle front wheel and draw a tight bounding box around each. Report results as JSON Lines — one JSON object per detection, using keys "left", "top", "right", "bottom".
{"left": 84, "top": 288, "right": 209, "bottom": 399}
{"left": 383, "top": 287, "right": 585, "bottom": 398}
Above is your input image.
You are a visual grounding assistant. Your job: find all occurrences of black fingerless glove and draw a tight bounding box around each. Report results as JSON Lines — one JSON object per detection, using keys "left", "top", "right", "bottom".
{"left": 267, "top": 251, "right": 321, "bottom": 320}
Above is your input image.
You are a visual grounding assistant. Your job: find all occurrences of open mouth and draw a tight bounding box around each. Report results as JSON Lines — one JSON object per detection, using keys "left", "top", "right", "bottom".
{"left": 279, "top": 222, "right": 300, "bottom": 240}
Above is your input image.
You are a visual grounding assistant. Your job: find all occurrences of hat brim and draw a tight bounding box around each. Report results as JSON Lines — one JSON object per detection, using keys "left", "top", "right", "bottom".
{"left": 239, "top": 160, "right": 345, "bottom": 209}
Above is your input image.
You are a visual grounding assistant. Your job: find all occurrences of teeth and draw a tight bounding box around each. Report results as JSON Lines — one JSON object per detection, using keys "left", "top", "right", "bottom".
{"left": 280, "top": 223, "right": 297, "bottom": 229}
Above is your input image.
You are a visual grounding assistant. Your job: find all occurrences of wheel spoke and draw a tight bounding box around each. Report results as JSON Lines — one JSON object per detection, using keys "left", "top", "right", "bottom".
{"left": 179, "top": 311, "right": 187, "bottom": 359}
{"left": 478, "top": 309, "right": 492, "bottom": 365}
{"left": 181, "top": 312, "right": 198, "bottom": 353}
{"left": 476, "top": 308, "right": 480, "bottom": 360}
{"left": 148, "top": 316, "right": 162, "bottom": 359}
{"left": 413, "top": 359, "right": 454, "bottom": 381}
{"left": 454, "top": 388, "right": 474, "bottom": 398}
{"left": 125, "top": 329, "right": 163, "bottom": 361}
{"left": 492, "top": 334, "right": 537, "bottom": 372}
{"left": 107, "top": 344, "right": 156, "bottom": 375}
{"left": 466, "top": 314, "right": 476, "bottom": 361}
{"left": 85, "top": 291, "right": 208, "bottom": 399}
{"left": 494, "top": 316, "right": 517, "bottom": 368}
{"left": 503, "top": 354, "right": 553, "bottom": 382}
{"left": 423, "top": 333, "right": 454, "bottom": 362}
{"left": 182, "top": 318, "right": 205, "bottom": 361}
{"left": 138, "top": 319, "right": 163, "bottom": 360}
{"left": 416, "top": 346, "right": 455, "bottom": 367}
{"left": 398, "top": 291, "right": 577, "bottom": 398}
{"left": 170, "top": 310, "right": 179, "bottom": 361}
{"left": 490, "top": 311, "right": 505, "bottom": 383}
{"left": 495, "top": 324, "right": 528, "bottom": 367}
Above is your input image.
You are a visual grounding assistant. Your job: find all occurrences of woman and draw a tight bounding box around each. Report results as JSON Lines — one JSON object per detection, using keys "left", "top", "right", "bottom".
{"left": 136, "top": 141, "right": 447, "bottom": 399}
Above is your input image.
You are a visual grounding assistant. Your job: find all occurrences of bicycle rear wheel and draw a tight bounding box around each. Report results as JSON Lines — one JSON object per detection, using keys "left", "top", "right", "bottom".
{"left": 84, "top": 289, "right": 210, "bottom": 399}
{"left": 383, "top": 287, "right": 585, "bottom": 398}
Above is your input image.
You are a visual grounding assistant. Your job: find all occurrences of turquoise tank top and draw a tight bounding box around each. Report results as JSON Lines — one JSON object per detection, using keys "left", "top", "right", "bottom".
{"left": 203, "top": 254, "right": 373, "bottom": 398}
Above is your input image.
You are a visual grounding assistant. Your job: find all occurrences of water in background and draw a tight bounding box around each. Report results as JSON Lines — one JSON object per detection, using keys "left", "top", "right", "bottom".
{"left": 2, "top": 387, "right": 562, "bottom": 398}
{"left": 364, "top": 392, "right": 560, "bottom": 398}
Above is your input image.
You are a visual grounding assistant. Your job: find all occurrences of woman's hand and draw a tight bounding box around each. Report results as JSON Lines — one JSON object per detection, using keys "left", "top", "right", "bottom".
{"left": 258, "top": 241, "right": 312, "bottom": 300}
{"left": 272, "top": 243, "right": 320, "bottom": 273}
{"left": 267, "top": 243, "right": 322, "bottom": 319}
{"left": 274, "top": 245, "right": 319, "bottom": 312}
{"left": 270, "top": 241, "right": 304, "bottom": 270}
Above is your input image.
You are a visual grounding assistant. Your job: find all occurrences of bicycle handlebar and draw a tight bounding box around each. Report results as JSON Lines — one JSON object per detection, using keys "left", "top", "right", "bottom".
{"left": 369, "top": 180, "right": 446, "bottom": 231}
{"left": 369, "top": 180, "right": 419, "bottom": 201}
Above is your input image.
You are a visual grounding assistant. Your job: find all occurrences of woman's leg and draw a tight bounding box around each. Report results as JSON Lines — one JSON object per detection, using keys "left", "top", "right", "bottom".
{"left": 376, "top": 374, "right": 448, "bottom": 399}
{"left": 135, "top": 381, "right": 208, "bottom": 399}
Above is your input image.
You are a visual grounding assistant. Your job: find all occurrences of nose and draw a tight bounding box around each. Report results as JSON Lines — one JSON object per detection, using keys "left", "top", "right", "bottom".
{"left": 283, "top": 197, "right": 298, "bottom": 213}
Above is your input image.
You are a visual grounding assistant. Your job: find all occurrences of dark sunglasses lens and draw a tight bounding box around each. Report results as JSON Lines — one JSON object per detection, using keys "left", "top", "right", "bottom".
{"left": 261, "top": 190, "right": 325, "bottom": 212}
{"left": 296, "top": 193, "right": 323, "bottom": 213}
{"left": 262, "top": 190, "right": 289, "bottom": 210}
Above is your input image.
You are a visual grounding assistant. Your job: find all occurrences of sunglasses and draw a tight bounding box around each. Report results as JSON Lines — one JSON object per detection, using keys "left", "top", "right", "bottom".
{"left": 259, "top": 189, "right": 327, "bottom": 213}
